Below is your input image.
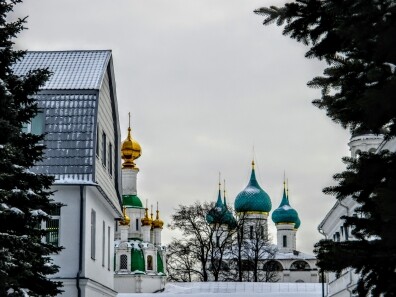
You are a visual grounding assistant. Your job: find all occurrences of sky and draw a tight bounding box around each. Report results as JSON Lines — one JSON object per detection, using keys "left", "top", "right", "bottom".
{"left": 13, "top": 0, "right": 351, "bottom": 254}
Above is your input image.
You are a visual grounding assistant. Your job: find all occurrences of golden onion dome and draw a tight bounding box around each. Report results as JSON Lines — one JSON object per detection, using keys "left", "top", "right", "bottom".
{"left": 121, "top": 123, "right": 142, "bottom": 169}
{"left": 152, "top": 203, "right": 164, "bottom": 229}
{"left": 120, "top": 207, "right": 131, "bottom": 226}
{"left": 141, "top": 208, "right": 152, "bottom": 226}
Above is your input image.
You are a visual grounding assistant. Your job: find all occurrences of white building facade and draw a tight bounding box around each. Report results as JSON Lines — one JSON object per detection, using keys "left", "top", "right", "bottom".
{"left": 13, "top": 51, "right": 123, "bottom": 297}
{"left": 318, "top": 132, "right": 396, "bottom": 297}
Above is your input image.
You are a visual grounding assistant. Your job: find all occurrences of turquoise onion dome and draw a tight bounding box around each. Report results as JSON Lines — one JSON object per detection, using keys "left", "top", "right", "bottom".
{"left": 234, "top": 161, "right": 272, "bottom": 213}
{"left": 271, "top": 184, "right": 299, "bottom": 225}
{"left": 207, "top": 181, "right": 236, "bottom": 228}
{"left": 206, "top": 184, "right": 225, "bottom": 224}
{"left": 223, "top": 193, "right": 236, "bottom": 228}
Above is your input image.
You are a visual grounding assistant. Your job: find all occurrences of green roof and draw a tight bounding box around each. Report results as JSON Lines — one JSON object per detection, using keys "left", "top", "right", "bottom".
{"left": 234, "top": 167, "right": 272, "bottom": 213}
{"left": 206, "top": 189, "right": 236, "bottom": 227}
{"left": 271, "top": 188, "right": 299, "bottom": 225}
{"left": 130, "top": 248, "right": 145, "bottom": 273}
{"left": 123, "top": 194, "right": 143, "bottom": 208}
{"left": 157, "top": 252, "right": 164, "bottom": 274}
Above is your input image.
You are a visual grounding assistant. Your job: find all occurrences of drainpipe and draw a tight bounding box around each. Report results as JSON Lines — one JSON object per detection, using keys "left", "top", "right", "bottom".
{"left": 318, "top": 227, "right": 327, "bottom": 297}
{"left": 338, "top": 200, "right": 354, "bottom": 297}
{"left": 76, "top": 185, "right": 85, "bottom": 297}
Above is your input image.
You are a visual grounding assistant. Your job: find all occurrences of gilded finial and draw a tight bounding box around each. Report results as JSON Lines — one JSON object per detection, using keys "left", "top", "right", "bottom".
{"left": 252, "top": 159, "right": 255, "bottom": 170}
{"left": 218, "top": 172, "right": 221, "bottom": 191}
{"left": 121, "top": 113, "right": 142, "bottom": 169}
{"left": 153, "top": 201, "right": 164, "bottom": 229}
{"left": 223, "top": 179, "right": 226, "bottom": 198}
{"left": 120, "top": 206, "right": 131, "bottom": 226}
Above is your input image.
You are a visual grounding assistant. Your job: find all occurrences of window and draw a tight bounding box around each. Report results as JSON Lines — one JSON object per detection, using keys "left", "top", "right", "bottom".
{"left": 216, "top": 235, "right": 220, "bottom": 247}
{"left": 96, "top": 125, "right": 100, "bottom": 156}
{"left": 45, "top": 205, "right": 61, "bottom": 246}
{"left": 91, "top": 210, "right": 96, "bottom": 260}
{"left": 120, "top": 254, "right": 128, "bottom": 270}
{"left": 136, "top": 218, "right": 139, "bottom": 231}
{"left": 108, "top": 226, "right": 111, "bottom": 270}
{"left": 22, "top": 111, "right": 45, "bottom": 135}
{"left": 102, "top": 132, "right": 107, "bottom": 166}
{"left": 108, "top": 143, "right": 113, "bottom": 176}
{"left": 102, "top": 221, "right": 105, "bottom": 267}
{"left": 249, "top": 225, "right": 254, "bottom": 240}
{"left": 260, "top": 225, "right": 265, "bottom": 239}
{"left": 147, "top": 255, "right": 153, "bottom": 270}
{"left": 283, "top": 235, "right": 287, "bottom": 248}
{"left": 290, "top": 260, "right": 310, "bottom": 271}
{"left": 263, "top": 260, "right": 283, "bottom": 272}
{"left": 344, "top": 224, "right": 349, "bottom": 240}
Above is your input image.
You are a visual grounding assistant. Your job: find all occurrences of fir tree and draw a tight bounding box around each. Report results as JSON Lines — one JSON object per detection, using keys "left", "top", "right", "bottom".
{"left": 255, "top": 0, "right": 396, "bottom": 296}
{"left": 0, "top": 1, "right": 62, "bottom": 296}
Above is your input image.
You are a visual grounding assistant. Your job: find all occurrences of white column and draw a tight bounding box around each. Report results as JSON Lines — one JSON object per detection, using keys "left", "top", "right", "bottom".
{"left": 120, "top": 225, "right": 129, "bottom": 242}
{"left": 276, "top": 223, "right": 295, "bottom": 252}
{"left": 154, "top": 228, "right": 162, "bottom": 246}
{"left": 122, "top": 168, "right": 139, "bottom": 195}
{"left": 142, "top": 225, "right": 151, "bottom": 242}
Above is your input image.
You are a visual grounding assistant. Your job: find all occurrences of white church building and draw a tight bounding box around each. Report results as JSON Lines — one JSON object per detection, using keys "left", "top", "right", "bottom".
{"left": 207, "top": 161, "right": 319, "bottom": 283}
{"left": 318, "top": 132, "right": 396, "bottom": 297}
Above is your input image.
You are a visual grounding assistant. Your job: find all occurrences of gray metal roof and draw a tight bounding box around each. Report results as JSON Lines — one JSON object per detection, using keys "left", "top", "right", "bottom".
{"left": 12, "top": 50, "right": 111, "bottom": 90}
{"left": 32, "top": 92, "right": 97, "bottom": 182}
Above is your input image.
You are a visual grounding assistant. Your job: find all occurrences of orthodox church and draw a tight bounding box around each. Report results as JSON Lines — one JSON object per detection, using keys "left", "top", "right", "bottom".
{"left": 208, "top": 161, "right": 319, "bottom": 283}
{"left": 113, "top": 122, "right": 167, "bottom": 293}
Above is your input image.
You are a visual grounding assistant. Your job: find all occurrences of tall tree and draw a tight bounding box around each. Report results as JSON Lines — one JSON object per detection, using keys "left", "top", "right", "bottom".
{"left": 0, "top": 1, "right": 62, "bottom": 296}
{"left": 255, "top": 0, "right": 396, "bottom": 296}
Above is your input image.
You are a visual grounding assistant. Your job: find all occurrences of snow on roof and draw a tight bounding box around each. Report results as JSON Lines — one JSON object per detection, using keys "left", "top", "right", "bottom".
{"left": 12, "top": 50, "right": 111, "bottom": 90}
{"left": 117, "top": 282, "right": 323, "bottom": 296}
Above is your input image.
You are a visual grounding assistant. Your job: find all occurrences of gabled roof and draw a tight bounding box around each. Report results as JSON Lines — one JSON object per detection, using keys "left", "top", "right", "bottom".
{"left": 12, "top": 50, "right": 111, "bottom": 90}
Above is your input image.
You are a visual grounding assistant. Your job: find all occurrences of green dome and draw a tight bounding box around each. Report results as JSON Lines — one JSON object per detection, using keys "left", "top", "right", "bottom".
{"left": 123, "top": 194, "right": 143, "bottom": 208}
{"left": 206, "top": 189, "right": 236, "bottom": 228}
{"left": 234, "top": 166, "right": 272, "bottom": 213}
{"left": 271, "top": 187, "right": 299, "bottom": 225}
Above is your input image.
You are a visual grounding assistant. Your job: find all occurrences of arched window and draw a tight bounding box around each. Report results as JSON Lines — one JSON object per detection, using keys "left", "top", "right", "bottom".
{"left": 263, "top": 260, "right": 283, "bottom": 272}
{"left": 147, "top": 255, "right": 153, "bottom": 270}
{"left": 249, "top": 226, "right": 254, "bottom": 239}
{"left": 120, "top": 254, "right": 128, "bottom": 270}
{"left": 295, "top": 279, "right": 304, "bottom": 283}
{"left": 290, "top": 260, "right": 310, "bottom": 271}
{"left": 283, "top": 235, "right": 287, "bottom": 247}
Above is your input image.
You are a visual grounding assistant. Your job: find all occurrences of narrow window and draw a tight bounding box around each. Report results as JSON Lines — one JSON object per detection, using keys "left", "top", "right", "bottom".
{"left": 108, "top": 143, "right": 113, "bottom": 176}
{"left": 249, "top": 226, "right": 254, "bottom": 240}
{"left": 96, "top": 125, "right": 100, "bottom": 157}
{"left": 120, "top": 254, "right": 128, "bottom": 270}
{"left": 136, "top": 218, "right": 139, "bottom": 231}
{"left": 344, "top": 224, "right": 349, "bottom": 240}
{"left": 283, "top": 235, "right": 287, "bottom": 248}
{"left": 102, "top": 221, "right": 105, "bottom": 267}
{"left": 147, "top": 255, "right": 153, "bottom": 270}
{"left": 91, "top": 210, "right": 96, "bottom": 260}
{"left": 45, "top": 205, "right": 61, "bottom": 246}
{"left": 108, "top": 226, "right": 111, "bottom": 270}
{"left": 216, "top": 235, "right": 220, "bottom": 247}
{"left": 102, "top": 132, "right": 107, "bottom": 166}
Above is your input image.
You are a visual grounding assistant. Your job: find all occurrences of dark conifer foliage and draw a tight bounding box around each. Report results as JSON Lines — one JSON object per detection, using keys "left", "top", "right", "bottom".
{"left": 0, "top": 1, "right": 62, "bottom": 296}
{"left": 255, "top": 0, "right": 396, "bottom": 296}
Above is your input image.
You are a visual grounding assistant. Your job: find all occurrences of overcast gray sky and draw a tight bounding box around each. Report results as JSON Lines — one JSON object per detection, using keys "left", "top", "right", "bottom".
{"left": 14, "top": 0, "right": 350, "bottom": 254}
